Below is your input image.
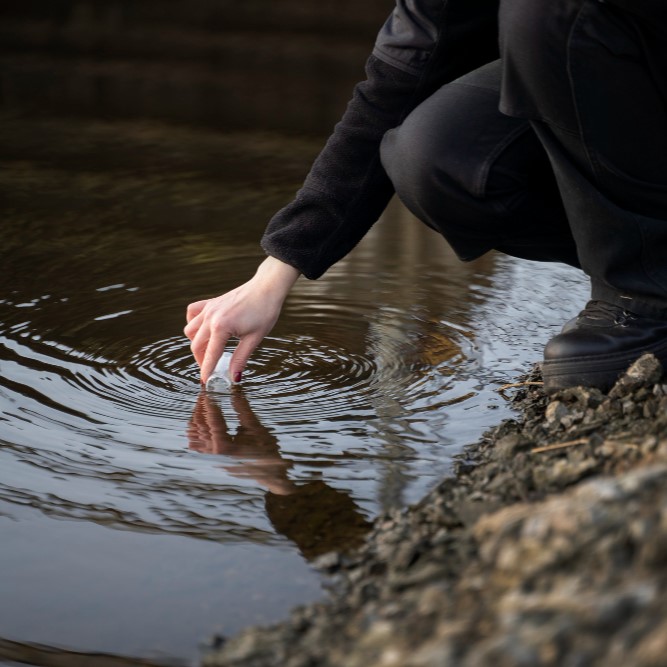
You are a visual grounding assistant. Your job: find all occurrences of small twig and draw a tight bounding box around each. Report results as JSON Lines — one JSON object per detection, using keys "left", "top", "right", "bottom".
{"left": 497, "top": 381, "right": 544, "bottom": 391}
{"left": 497, "top": 380, "right": 544, "bottom": 400}
{"left": 531, "top": 437, "right": 588, "bottom": 454}
{"left": 606, "top": 431, "right": 633, "bottom": 441}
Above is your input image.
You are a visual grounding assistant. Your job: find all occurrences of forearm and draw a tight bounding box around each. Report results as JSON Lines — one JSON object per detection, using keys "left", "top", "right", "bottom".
{"left": 262, "top": 0, "right": 500, "bottom": 280}
{"left": 261, "top": 55, "right": 416, "bottom": 279}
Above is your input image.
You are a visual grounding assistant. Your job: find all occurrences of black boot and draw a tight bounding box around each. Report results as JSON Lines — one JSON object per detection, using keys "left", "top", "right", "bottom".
{"left": 542, "top": 300, "right": 667, "bottom": 393}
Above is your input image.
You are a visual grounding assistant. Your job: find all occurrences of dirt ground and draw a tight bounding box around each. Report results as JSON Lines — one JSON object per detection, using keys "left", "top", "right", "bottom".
{"left": 204, "top": 354, "right": 667, "bottom": 667}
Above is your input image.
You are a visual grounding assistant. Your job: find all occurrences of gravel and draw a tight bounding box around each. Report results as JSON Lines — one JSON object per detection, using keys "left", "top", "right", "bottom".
{"left": 204, "top": 354, "right": 667, "bottom": 667}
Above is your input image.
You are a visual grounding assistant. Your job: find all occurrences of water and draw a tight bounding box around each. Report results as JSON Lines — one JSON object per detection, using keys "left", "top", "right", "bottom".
{"left": 0, "top": 115, "right": 589, "bottom": 665}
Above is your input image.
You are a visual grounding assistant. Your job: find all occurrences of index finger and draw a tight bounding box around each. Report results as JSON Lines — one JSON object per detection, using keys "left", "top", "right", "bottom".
{"left": 186, "top": 299, "right": 208, "bottom": 324}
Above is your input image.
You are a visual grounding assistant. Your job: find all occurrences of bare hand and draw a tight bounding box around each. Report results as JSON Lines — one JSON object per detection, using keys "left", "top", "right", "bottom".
{"left": 184, "top": 256, "right": 300, "bottom": 384}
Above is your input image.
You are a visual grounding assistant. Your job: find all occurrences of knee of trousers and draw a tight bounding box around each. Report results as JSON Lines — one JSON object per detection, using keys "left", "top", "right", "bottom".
{"left": 379, "top": 121, "right": 468, "bottom": 222}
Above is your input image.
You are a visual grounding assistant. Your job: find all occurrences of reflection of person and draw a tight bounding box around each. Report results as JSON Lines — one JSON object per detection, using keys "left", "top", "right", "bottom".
{"left": 188, "top": 390, "right": 295, "bottom": 495}
{"left": 187, "top": 391, "right": 371, "bottom": 559}
{"left": 185, "top": 1, "right": 667, "bottom": 394}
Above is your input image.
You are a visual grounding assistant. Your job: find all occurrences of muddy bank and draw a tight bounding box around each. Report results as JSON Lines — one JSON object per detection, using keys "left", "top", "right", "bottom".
{"left": 203, "top": 354, "right": 667, "bottom": 667}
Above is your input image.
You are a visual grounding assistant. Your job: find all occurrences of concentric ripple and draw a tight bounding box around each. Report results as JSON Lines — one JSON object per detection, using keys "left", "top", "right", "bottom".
{"left": 236, "top": 323, "right": 470, "bottom": 423}
{"left": 0, "top": 281, "right": 481, "bottom": 551}
{"left": 0, "top": 117, "right": 593, "bottom": 665}
{"left": 0, "top": 330, "right": 274, "bottom": 544}
{"left": 0, "top": 260, "right": 590, "bottom": 667}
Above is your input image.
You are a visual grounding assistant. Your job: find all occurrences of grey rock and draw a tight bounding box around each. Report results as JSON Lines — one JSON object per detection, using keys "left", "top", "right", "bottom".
{"left": 609, "top": 354, "right": 663, "bottom": 398}
{"left": 545, "top": 400, "right": 569, "bottom": 428}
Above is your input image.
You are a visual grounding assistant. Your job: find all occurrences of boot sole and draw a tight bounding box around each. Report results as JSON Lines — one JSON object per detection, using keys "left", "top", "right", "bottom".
{"left": 542, "top": 338, "right": 667, "bottom": 394}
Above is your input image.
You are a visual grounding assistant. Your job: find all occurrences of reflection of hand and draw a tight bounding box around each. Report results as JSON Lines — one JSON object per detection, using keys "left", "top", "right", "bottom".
{"left": 184, "top": 256, "right": 300, "bottom": 384}
{"left": 188, "top": 391, "right": 372, "bottom": 561}
{"left": 187, "top": 390, "right": 296, "bottom": 495}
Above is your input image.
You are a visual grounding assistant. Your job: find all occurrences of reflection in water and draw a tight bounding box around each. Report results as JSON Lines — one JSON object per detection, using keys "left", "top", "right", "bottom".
{"left": 0, "top": 6, "right": 591, "bottom": 666}
{"left": 189, "top": 390, "right": 294, "bottom": 496}
{"left": 188, "top": 390, "right": 372, "bottom": 560}
{"left": 0, "top": 114, "right": 589, "bottom": 665}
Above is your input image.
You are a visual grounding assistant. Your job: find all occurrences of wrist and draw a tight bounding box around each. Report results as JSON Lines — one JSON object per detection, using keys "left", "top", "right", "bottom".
{"left": 253, "top": 256, "right": 300, "bottom": 298}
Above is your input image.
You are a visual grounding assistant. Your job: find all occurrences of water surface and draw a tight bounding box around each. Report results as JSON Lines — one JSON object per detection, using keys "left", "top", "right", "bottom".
{"left": 0, "top": 116, "right": 588, "bottom": 665}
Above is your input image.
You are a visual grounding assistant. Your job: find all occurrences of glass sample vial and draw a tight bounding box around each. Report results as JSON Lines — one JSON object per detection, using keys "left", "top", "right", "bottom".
{"left": 205, "top": 351, "right": 234, "bottom": 391}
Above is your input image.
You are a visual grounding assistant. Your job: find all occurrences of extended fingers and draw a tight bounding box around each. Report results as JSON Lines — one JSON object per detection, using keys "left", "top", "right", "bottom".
{"left": 200, "top": 324, "right": 232, "bottom": 385}
{"left": 230, "top": 334, "right": 262, "bottom": 383}
{"left": 185, "top": 299, "right": 213, "bottom": 342}
{"left": 189, "top": 324, "right": 210, "bottom": 369}
{"left": 183, "top": 311, "right": 202, "bottom": 342}
{"left": 186, "top": 299, "right": 208, "bottom": 324}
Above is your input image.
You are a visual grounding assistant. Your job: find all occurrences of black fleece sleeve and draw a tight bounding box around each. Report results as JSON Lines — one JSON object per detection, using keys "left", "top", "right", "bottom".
{"left": 261, "top": 0, "right": 500, "bottom": 279}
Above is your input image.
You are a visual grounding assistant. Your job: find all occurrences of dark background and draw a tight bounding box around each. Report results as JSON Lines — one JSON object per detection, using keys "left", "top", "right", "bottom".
{"left": 0, "top": 0, "right": 393, "bottom": 135}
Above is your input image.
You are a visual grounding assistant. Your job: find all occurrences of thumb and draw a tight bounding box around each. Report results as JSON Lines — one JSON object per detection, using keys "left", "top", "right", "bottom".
{"left": 230, "top": 335, "right": 262, "bottom": 383}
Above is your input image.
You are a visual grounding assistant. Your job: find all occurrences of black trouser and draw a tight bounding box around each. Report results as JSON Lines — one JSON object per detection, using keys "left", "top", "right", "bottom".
{"left": 380, "top": 0, "right": 667, "bottom": 318}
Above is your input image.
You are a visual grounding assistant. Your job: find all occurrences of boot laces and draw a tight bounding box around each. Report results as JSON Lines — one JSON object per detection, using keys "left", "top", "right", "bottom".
{"left": 579, "top": 300, "right": 638, "bottom": 327}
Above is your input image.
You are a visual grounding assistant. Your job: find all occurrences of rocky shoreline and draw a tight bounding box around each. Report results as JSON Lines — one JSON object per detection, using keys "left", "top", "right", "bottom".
{"left": 204, "top": 354, "right": 667, "bottom": 667}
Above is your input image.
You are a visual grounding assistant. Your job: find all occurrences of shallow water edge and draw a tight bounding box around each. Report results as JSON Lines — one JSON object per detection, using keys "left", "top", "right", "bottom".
{"left": 0, "top": 113, "right": 588, "bottom": 665}
{"left": 204, "top": 357, "right": 667, "bottom": 667}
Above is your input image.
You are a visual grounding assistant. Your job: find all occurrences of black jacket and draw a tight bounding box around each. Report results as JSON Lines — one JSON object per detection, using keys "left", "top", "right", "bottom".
{"left": 260, "top": 0, "right": 663, "bottom": 280}
{"left": 261, "top": 0, "right": 500, "bottom": 279}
